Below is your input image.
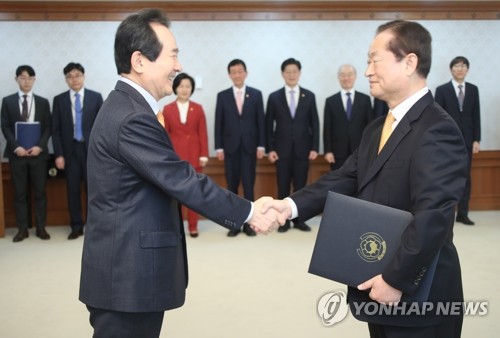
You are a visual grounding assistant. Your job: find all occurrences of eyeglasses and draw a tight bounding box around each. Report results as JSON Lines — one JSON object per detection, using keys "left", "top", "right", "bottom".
{"left": 66, "top": 74, "right": 83, "bottom": 80}
{"left": 17, "top": 76, "right": 35, "bottom": 82}
{"left": 452, "top": 64, "right": 468, "bottom": 70}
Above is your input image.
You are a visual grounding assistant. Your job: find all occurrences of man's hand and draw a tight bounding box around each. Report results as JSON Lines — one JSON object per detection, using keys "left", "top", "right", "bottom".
{"left": 55, "top": 156, "right": 65, "bottom": 170}
{"left": 247, "top": 197, "right": 287, "bottom": 234}
{"left": 309, "top": 150, "right": 318, "bottom": 160}
{"left": 324, "top": 152, "right": 335, "bottom": 164}
{"left": 472, "top": 141, "right": 480, "bottom": 154}
{"left": 216, "top": 150, "right": 224, "bottom": 161}
{"left": 260, "top": 198, "right": 292, "bottom": 223}
{"left": 358, "top": 274, "right": 402, "bottom": 305}
{"left": 267, "top": 151, "right": 279, "bottom": 163}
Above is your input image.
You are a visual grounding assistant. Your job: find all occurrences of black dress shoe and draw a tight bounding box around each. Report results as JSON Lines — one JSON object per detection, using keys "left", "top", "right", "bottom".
{"left": 36, "top": 228, "right": 51, "bottom": 240}
{"left": 294, "top": 222, "right": 312, "bottom": 232}
{"left": 456, "top": 215, "right": 475, "bottom": 226}
{"left": 227, "top": 228, "right": 240, "bottom": 237}
{"left": 189, "top": 232, "right": 199, "bottom": 238}
{"left": 13, "top": 229, "right": 29, "bottom": 243}
{"left": 68, "top": 229, "right": 84, "bottom": 240}
{"left": 278, "top": 221, "right": 290, "bottom": 233}
{"left": 242, "top": 223, "right": 256, "bottom": 237}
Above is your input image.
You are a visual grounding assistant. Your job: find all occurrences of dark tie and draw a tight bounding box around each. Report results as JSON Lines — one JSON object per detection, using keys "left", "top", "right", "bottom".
{"left": 289, "top": 90, "right": 296, "bottom": 118}
{"left": 458, "top": 84, "right": 464, "bottom": 111}
{"left": 346, "top": 92, "right": 352, "bottom": 120}
{"left": 74, "top": 93, "right": 83, "bottom": 141}
{"left": 21, "top": 94, "right": 28, "bottom": 121}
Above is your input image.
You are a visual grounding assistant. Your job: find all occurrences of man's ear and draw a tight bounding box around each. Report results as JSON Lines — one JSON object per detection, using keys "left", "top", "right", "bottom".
{"left": 405, "top": 53, "right": 418, "bottom": 76}
{"left": 130, "top": 51, "right": 145, "bottom": 74}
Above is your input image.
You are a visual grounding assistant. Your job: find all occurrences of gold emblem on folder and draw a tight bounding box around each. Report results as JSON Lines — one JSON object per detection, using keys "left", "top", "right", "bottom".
{"left": 357, "top": 232, "right": 387, "bottom": 262}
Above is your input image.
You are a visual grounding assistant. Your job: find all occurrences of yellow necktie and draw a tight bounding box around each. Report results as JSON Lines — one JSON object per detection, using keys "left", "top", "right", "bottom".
{"left": 378, "top": 111, "right": 395, "bottom": 154}
{"left": 157, "top": 111, "right": 165, "bottom": 128}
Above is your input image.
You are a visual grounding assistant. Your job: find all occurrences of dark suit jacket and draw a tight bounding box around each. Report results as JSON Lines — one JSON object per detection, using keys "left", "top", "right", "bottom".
{"left": 265, "top": 87, "right": 319, "bottom": 159}
{"left": 79, "top": 81, "right": 251, "bottom": 313}
{"left": 323, "top": 91, "right": 373, "bottom": 161}
{"left": 214, "top": 86, "right": 265, "bottom": 154}
{"left": 52, "top": 88, "right": 103, "bottom": 157}
{"left": 162, "top": 100, "right": 209, "bottom": 169}
{"left": 291, "top": 92, "right": 467, "bottom": 327}
{"left": 1, "top": 93, "right": 51, "bottom": 159}
{"left": 435, "top": 81, "right": 480, "bottom": 149}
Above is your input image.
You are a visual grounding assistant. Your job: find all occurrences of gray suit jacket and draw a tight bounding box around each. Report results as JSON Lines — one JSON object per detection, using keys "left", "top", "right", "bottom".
{"left": 79, "top": 81, "right": 251, "bottom": 312}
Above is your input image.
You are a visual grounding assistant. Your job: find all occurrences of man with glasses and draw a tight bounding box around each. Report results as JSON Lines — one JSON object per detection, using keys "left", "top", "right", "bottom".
{"left": 435, "top": 56, "right": 481, "bottom": 226}
{"left": 52, "top": 62, "right": 103, "bottom": 239}
{"left": 1, "top": 65, "right": 52, "bottom": 242}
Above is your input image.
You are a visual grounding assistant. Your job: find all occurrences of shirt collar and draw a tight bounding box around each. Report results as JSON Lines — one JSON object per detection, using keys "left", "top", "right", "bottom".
{"left": 390, "top": 87, "right": 429, "bottom": 122}
{"left": 119, "top": 76, "right": 159, "bottom": 113}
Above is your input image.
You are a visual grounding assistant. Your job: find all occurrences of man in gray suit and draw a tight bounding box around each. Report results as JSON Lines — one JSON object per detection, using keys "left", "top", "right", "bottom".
{"left": 79, "top": 9, "right": 282, "bottom": 338}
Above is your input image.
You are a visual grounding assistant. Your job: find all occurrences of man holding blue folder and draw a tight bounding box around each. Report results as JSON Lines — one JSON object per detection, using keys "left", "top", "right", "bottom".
{"left": 1, "top": 65, "right": 52, "bottom": 242}
{"left": 264, "top": 21, "right": 467, "bottom": 338}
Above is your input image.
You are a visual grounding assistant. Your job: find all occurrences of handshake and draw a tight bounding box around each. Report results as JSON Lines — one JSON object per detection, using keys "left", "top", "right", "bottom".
{"left": 247, "top": 197, "right": 294, "bottom": 235}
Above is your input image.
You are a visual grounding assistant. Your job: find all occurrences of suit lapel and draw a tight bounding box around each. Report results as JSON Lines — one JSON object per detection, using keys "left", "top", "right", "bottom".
{"left": 358, "top": 91, "right": 434, "bottom": 192}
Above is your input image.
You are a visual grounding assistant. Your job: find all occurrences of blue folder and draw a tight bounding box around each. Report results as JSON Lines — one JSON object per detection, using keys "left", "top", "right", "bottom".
{"left": 309, "top": 191, "right": 439, "bottom": 303}
{"left": 15, "top": 121, "right": 41, "bottom": 149}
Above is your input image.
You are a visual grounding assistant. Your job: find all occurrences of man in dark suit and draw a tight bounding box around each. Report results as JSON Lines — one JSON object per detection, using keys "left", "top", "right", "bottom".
{"left": 323, "top": 64, "right": 373, "bottom": 170}
{"left": 1, "top": 65, "right": 52, "bottom": 242}
{"left": 52, "top": 62, "right": 103, "bottom": 239}
{"left": 266, "top": 58, "right": 320, "bottom": 233}
{"left": 264, "top": 20, "right": 467, "bottom": 337}
{"left": 79, "top": 10, "right": 282, "bottom": 338}
{"left": 435, "top": 56, "right": 481, "bottom": 226}
{"left": 214, "top": 59, "right": 266, "bottom": 237}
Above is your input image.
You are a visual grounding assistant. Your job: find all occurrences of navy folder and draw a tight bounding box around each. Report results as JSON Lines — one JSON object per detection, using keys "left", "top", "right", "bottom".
{"left": 308, "top": 191, "right": 438, "bottom": 302}
{"left": 15, "top": 122, "right": 41, "bottom": 149}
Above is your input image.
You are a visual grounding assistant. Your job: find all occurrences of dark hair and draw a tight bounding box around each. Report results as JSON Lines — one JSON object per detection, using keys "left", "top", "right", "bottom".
{"left": 114, "top": 8, "right": 170, "bottom": 75}
{"left": 450, "top": 56, "right": 469, "bottom": 69}
{"left": 281, "top": 58, "right": 301, "bottom": 72}
{"left": 376, "top": 20, "right": 432, "bottom": 78}
{"left": 227, "top": 59, "right": 247, "bottom": 73}
{"left": 173, "top": 73, "right": 195, "bottom": 96}
{"left": 63, "top": 62, "right": 85, "bottom": 75}
{"left": 16, "top": 65, "right": 35, "bottom": 77}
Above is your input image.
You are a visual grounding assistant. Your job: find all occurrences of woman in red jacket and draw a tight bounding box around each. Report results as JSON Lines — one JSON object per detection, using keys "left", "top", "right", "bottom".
{"left": 159, "top": 73, "right": 209, "bottom": 237}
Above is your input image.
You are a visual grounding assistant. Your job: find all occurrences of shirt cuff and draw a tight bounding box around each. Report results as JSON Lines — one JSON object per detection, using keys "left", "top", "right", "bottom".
{"left": 244, "top": 201, "right": 254, "bottom": 224}
{"left": 285, "top": 197, "right": 298, "bottom": 219}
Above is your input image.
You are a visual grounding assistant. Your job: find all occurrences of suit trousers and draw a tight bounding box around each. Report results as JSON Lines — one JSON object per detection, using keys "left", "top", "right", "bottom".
{"left": 9, "top": 155, "right": 48, "bottom": 230}
{"left": 65, "top": 141, "right": 87, "bottom": 230}
{"left": 224, "top": 144, "right": 256, "bottom": 201}
{"left": 275, "top": 151, "right": 309, "bottom": 199}
{"left": 368, "top": 317, "right": 463, "bottom": 338}
{"left": 87, "top": 305, "right": 165, "bottom": 338}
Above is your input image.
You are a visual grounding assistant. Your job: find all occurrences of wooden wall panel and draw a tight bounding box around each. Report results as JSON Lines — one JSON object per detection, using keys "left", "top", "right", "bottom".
{"left": 0, "top": 1, "right": 499, "bottom": 21}
{"left": 2, "top": 150, "right": 499, "bottom": 236}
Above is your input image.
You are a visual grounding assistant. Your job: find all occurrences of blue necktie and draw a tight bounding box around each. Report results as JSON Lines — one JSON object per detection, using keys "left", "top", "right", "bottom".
{"left": 346, "top": 92, "right": 352, "bottom": 120}
{"left": 290, "top": 90, "right": 296, "bottom": 118}
{"left": 74, "top": 93, "right": 83, "bottom": 141}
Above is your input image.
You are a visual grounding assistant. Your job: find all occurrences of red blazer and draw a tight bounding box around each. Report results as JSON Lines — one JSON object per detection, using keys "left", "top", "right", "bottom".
{"left": 162, "top": 100, "right": 209, "bottom": 169}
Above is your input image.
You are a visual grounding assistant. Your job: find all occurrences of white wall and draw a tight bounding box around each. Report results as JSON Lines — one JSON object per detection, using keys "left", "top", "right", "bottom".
{"left": 1, "top": 19, "right": 499, "bottom": 156}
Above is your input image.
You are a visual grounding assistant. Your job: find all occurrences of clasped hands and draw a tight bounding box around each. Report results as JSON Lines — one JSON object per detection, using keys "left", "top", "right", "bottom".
{"left": 247, "top": 197, "right": 293, "bottom": 235}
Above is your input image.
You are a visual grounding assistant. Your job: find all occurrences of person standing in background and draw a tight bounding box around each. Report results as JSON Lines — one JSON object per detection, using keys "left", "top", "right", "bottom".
{"left": 52, "top": 62, "right": 103, "bottom": 239}
{"left": 435, "top": 56, "right": 481, "bottom": 226}
{"left": 1, "top": 65, "right": 52, "bottom": 242}
{"left": 159, "top": 73, "right": 209, "bottom": 238}
{"left": 265, "top": 57, "right": 320, "bottom": 233}
{"left": 214, "top": 59, "right": 266, "bottom": 237}
{"left": 323, "top": 64, "right": 373, "bottom": 170}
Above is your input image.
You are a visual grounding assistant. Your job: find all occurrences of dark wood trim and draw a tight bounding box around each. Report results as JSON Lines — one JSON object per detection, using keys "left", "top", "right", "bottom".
{"left": 1, "top": 150, "right": 499, "bottom": 236}
{"left": 0, "top": 1, "right": 499, "bottom": 21}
